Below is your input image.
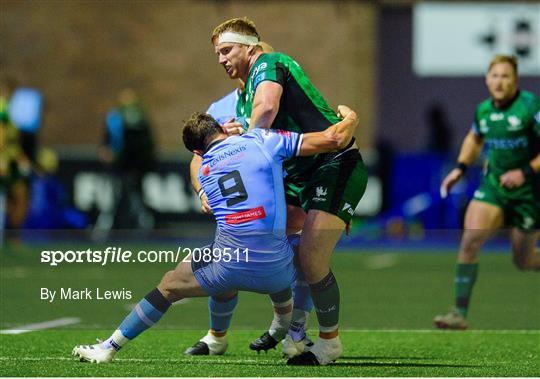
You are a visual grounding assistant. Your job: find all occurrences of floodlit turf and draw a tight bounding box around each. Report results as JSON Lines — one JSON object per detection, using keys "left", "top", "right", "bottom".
{"left": 1, "top": 329, "right": 539, "bottom": 376}
{"left": 1, "top": 244, "right": 539, "bottom": 376}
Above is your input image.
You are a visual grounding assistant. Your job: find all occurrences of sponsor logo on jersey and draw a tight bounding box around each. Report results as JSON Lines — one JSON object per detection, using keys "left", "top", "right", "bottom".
{"left": 490, "top": 113, "right": 504, "bottom": 121}
{"left": 253, "top": 73, "right": 266, "bottom": 88}
{"left": 225, "top": 206, "right": 266, "bottom": 224}
{"left": 342, "top": 202, "right": 355, "bottom": 216}
{"left": 312, "top": 186, "right": 328, "bottom": 202}
{"left": 485, "top": 136, "right": 528, "bottom": 150}
{"left": 276, "top": 129, "right": 291, "bottom": 137}
{"left": 474, "top": 190, "right": 485, "bottom": 199}
{"left": 507, "top": 115, "right": 522, "bottom": 131}
{"left": 202, "top": 165, "right": 210, "bottom": 176}
{"left": 252, "top": 62, "right": 267, "bottom": 77}
{"left": 208, "top": 144, "right": 247, "bottom": 168}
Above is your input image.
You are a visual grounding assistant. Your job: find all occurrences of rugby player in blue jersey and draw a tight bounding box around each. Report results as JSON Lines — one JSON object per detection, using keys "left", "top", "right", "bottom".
{"left": 71, "top": 105, "right": 358, "bottom": 364}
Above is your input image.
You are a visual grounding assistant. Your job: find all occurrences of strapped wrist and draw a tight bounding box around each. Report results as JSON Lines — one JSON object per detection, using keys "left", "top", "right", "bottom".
{"left": 197, "top": 188, "right": 205, "bottom": 199}
{"left": 457, "top": 162, "right": 468, "bottom": 175}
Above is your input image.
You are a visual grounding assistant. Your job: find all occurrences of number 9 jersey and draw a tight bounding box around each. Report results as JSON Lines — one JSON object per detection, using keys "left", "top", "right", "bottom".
{"left": 198, "top": 128, "right": 303, "bottom": 269}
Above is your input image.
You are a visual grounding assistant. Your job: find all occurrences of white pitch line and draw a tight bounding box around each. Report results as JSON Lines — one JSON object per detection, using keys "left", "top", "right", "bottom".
{"left": 0, "top": 356, "right": 269, "bottom": 364}
{"left": 0, "top": 317, "right": 81, "bottom": 335}
{"left": 341, "top": 329, "right": 540, "bottom": 335}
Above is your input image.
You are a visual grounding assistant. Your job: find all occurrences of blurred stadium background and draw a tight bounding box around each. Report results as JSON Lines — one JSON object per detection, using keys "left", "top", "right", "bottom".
{"left": 1, "top": 0, "right": 539, "bottom": 329}
{"left": 1, "top": 0, "right": 539, "bottom": 233}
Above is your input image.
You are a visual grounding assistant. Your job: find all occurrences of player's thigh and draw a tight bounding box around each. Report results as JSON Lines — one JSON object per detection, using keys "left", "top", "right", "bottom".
{"left": 463, "top": 200, "right": 504, "bottom": 230}
{"left": 158, "top": 253, "right": 208, "bottom": 300}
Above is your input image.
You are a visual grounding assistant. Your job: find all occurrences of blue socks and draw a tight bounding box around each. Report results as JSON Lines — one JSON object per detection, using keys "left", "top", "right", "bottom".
{"left": 104, "top": 288, "right": 171, "bottom": 350}
{"left": 208, "top": 294, "right": 238, "bottom": 333}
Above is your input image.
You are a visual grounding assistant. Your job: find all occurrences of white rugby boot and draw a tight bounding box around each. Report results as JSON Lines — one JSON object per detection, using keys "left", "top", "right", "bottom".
{"left": 287, "top": 336, "right": 342, "bottom": 366}
{"left": 185, "top": 331, "right": 228, "bottom": 355}
{"left": 281, "top": 334, "right": 314, "bottom": 358}
{"left": 72, "top": 342, "right": 116, "bottom": 363}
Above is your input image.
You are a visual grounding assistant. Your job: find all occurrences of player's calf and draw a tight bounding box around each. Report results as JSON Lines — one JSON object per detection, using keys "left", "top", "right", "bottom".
{"left": 72, "top": 288, "right": 172, "bottom": 363}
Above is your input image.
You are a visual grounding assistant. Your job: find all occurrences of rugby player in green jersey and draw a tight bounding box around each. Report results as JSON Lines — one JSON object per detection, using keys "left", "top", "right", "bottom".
{"left": 435, "top": 55, "right": 540, "bottom": 330}
{"left": 210, "top": 17, "right": 368, "bottom": 365}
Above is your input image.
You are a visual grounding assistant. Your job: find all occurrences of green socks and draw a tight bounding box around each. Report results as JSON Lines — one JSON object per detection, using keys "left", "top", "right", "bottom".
{"left": 310, "top": 271, "right": 340, "bottom": 334}
{"left": 455, "top": 263, "right": 478, "bottom": 317}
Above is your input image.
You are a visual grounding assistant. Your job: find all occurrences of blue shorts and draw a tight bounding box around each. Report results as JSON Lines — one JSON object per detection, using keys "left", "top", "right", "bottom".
{"left": 191, "top": 246, "right": 297, "bottom": 296}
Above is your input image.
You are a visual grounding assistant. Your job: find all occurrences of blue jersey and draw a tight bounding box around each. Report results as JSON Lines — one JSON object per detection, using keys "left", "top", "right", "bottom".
{"left": 199, "top": 129, "right": 302, "bottom": 269}
{"left": 206, "top": 89, "right": 240, "bottom": 125}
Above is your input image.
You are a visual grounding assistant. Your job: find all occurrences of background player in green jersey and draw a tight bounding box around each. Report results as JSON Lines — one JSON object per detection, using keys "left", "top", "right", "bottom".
{"left": 211, "top": 17, "right": 368, "bottom": 365}
{"left": 435, "top": 55, "right": 540, "bottom": 330}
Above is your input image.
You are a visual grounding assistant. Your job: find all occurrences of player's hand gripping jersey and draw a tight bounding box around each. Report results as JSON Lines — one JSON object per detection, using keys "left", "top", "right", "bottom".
{"left": 198, "top": 128, "right": 302, "bottom": 269}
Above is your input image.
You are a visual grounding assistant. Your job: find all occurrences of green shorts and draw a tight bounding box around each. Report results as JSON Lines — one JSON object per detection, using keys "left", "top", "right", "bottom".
{"left": 473, "top": 175, "right": 540, "bottom": 231}
{"left": 284, "top": 149, "right": 368, "bottom": 224}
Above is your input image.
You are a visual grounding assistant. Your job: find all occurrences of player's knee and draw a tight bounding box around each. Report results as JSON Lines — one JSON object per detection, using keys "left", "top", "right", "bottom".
{"left": 460, "top": 236, "right": 484, "bottom": 260}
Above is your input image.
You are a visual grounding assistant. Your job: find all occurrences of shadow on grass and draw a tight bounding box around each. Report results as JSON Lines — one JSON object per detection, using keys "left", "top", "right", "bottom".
{"left": 330, "top": 361, "right": 480, "bottom": 368}
{"left": 176, "top": 357, "right": 481, "bottom": 369}
{"left": 341, "top": 356, "right": 436, "bottom": 360}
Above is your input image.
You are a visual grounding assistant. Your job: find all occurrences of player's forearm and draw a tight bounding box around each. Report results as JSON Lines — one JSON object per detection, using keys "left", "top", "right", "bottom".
{"left": 456, "top": 131, "right": 484, "bottom": 166}
{"left": 248, "top": 100, "right": 278, "bottom": 131}
{"left": 190, "top": 155, "right": 203, "bottom": 193}
{"left": 248, "top": 81, "right": 282, "bottom": 131}
{"left": 299, "top": 112, "right": 358, "bottom": 156}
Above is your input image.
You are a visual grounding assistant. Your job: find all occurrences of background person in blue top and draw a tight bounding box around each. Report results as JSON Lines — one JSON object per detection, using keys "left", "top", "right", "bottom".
{"left": 72, "top": 105, "right": 359, "bottom": 364}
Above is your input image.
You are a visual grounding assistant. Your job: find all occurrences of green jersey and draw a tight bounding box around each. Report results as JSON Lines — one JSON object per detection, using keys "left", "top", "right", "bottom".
{"left": 472, "top": 90, "right": 540, "bottom": 181}
{"left": 237, "top": 52, "right": 367, "bottom": 221}
{"left": 238, "top": 52, "right": 340, "bottom": 132}
{"left": 237, "top": 52, "right": 350, "bottom": 176}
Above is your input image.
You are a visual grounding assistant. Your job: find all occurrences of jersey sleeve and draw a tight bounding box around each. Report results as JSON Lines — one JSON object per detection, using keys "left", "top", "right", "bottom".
{"left": 471, "top": 108, "right": 483, "bottom": 136}
{"left": 251, "top": 55, "right": 286, "bottom": 92}
{"left": 206, "top": 90, "right": 239, "bottom": 125}
{"left": 252, "top": 128, "right": 302, "bottom": 161}
{"left": 533, "top": 97, "right": 540, "bottom": 137}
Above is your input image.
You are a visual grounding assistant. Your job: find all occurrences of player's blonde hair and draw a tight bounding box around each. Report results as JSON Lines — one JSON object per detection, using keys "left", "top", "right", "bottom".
{"left": 488, "top": 55, "right": 518, "bottom": 74}
{"left": 211, "top": 17, "right": 260, "bottom": 44}
{"left": 258, "top": 41, "right": 274, "bottom": 53}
